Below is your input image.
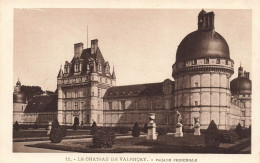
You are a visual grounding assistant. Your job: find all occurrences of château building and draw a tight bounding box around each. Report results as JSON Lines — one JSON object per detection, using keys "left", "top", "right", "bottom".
{"left": 14, "top": 10, "right": 251, "bottom": 129}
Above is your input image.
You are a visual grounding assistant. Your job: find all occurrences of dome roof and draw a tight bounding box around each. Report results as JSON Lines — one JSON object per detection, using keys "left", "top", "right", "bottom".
{"left": 230, "top": 77, "right": 251, "bottom": 95}
{"left": 13, "top": 92, "right": 26, "bottom": 103}
{"left": 176, "top": 30, "right": 230, "bottom": 62}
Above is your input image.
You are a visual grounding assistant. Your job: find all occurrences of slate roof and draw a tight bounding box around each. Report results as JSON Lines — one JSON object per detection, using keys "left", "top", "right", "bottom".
{"left": 66, "top": 47, "right": 111, "bottom": 77}
{"left": 104, "top": 82, "right": 174, "bottom": 99}
{"left": 24, "top": 94, "right": 58, "bottom": 113}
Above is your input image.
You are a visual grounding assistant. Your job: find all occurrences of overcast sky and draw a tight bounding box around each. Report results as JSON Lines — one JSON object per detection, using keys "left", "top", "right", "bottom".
{"left": 14, "top": 9, "right": 252, "bottom": 91}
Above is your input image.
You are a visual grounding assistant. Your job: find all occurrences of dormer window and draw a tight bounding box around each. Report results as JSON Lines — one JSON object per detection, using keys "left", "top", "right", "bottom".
{"left": 64, "top": 65, "right": 69, "bottom": 74}
{"left": 204, "top": 59, "right": 209, "bottom": 64}
{"left": 75, "top": 64, "right": 79, "bottom": 72}
{"left": 192, "top": 59, "right": 197, "bottom": 65}
{"left": 105, "top": 62, "right": 110, "bottom": 74}
{"left": 216, "top": 59, "right": 220, "bottom": 64}
{"left": 225, "top": 60, "right": 228, "bottom": 65}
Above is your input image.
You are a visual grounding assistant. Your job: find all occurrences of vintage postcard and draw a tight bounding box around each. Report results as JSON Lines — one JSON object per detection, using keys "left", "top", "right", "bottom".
{"left": 0, "top": 0, "right": 260, "bottom": 163}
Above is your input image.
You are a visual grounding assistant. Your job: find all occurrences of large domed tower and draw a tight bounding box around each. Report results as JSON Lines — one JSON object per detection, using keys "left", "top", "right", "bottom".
{"left": 172, "top": 10, "right": 234, "bottom": 129}
{"left": 230, "top": 65, "right": 251, "bottom": 128}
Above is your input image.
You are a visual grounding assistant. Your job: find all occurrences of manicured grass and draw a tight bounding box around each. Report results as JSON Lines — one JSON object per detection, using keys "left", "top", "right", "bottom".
{"left": 13, "top": 129, "right": 90, "bottom": 138}
{"left": 26, "top": 133, "right": 251, "bottom": 153}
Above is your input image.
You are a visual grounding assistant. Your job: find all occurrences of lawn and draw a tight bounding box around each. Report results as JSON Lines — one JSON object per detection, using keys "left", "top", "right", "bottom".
{"left": 26, "top": 133, "right": 251, "bottom": 153}
{"left": 13, "top": 129, "right": 90, "bottom": 138}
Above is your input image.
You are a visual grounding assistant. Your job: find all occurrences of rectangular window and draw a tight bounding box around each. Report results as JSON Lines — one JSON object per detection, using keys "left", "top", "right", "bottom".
{"left": 64, "top": 102, "right": 66, "bottom": 110}
{"left": 75, "top": 90, "right": 78, "bottom": 98}
{"left": 97, "top": 115, "right": 100, "bottom": 123}
{"left": 195, "top": 101, "right": 198, "bottom": 106}
{"left": 121, "top": 101, "right": 125, "bottom": 110}
{"left": 150, "top": 100, "right": 153, "bottom": 110}
{"left": 242, "top": 111, "right": 245, "bottom": 117}
{"left": 204, "top": 59, "right": 209, "bottom": 64}
{"left": 98, "top": 89, "right": 100, "bottom": 97}
{"left": 195, "top": 82, "right": 198, "bottom": 87}
{"left": 86, "top": 114, "right": 89, "bottom": 123}
{"left": 75, "top": 102, "right": 78, "bottom": 110}
{"left": 134, "top": 101, "right": 138, "bottom": 110}
{"left": 109, "top": 102, "right": 112, "bottom": 110}
{"left": 98, "top": 101, "right": 100, "bottom": 110}
{"left": 80, "top": 101, "right": 83, "bottom": 110}
{"left": 92, "top": 92, "right": 94, "bottom": 96}
{"left": 216, "top": 59, "right": 220, "bottom": 64}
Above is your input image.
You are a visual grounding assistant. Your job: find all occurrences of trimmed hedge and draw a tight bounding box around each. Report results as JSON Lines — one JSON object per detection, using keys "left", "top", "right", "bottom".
{"left": 205, "top": 120, "right": 220, "bottom": 148}
{"left": 219, "top": 130, "right": 239, "bottom": 144}
{"left": 93, "top": 128, "right": 115, "bottom": 148}
{"left": 91, "top": 121, "right": 98, "bottom": 135}
{"left": 235, "top": 123, "right": 248, "bottom": 139}
{"left": 132, "top": 122, "right": 140, "bottom": 137}
{"left": 49, "top": 119, "right": 63, "bottom": 143}
{"left": 13, "top": 121, "right": 20, "bottom": 131}
{"left": 156, "top": 128, "right": 168, "bottom": 136}
{"left": 143, "top": 123, "right": 148, "bottom": 133}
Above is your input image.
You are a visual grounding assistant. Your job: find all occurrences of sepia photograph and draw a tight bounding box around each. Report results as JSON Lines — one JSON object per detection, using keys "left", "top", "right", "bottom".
{"left": 1, "top": 1, "right": 260, "bottom": 163}
{"left": 12, "top": 8, "right": 252, "bottom": 154}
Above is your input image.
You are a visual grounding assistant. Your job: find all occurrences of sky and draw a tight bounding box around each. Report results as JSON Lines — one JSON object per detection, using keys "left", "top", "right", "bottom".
{"left": 14, "top": 9, "right": 252, "bottom": 91}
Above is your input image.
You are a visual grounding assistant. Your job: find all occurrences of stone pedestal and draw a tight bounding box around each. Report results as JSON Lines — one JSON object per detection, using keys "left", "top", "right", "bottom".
{"left": 146, "top": 113, "right": 157, "bottom": 140}
{"left": 47, "top": 121, "right": 52, "bottom": 136}
{"left": 175, "top": 123, "right": 183, "bottom": 137}
{"left": 194, "top": 123, "right": 201, "bottom": 135}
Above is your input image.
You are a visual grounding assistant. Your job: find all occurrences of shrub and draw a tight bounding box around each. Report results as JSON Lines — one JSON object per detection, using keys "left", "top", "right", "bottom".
{"left": 61, "top": 126, "right": 67, "bottom": 137}
{"left": 119, "top": 127, "right": 129, "bottom": 134}
{"left": 143, "top": 123, "right": 148, "bottom": 133}
{"left": 235, "top": 123, "right": 247, "bottom": 139}
{"left": 157, "top": 128, "right": 168, "bottom": 136}
{"left": 13, "top": 121, "right": 20, "bottom": 131}
{"left": 20, "top": 124, "right": 28, "bottom": 130}
{"left": 91, "top": 121, "right": 98, "bottom": 135}
{"left": 72, "top": 123, "right": 77, "bottom": 130}
{"left": 183, "top": 128, "right": 194, "bottom": 133}
{"left": 205, "top": 120, "right": 220, "bottom": 148}
{"left": 132, "top": 122, "right": 140, "bottom": 137}
{"left": 219, "top": 130, "right": 239, "bottom": 144}
{"left": 32, "top": 124, "right": 39, "bottom": 129}
{"left": 93, "top": 128, "right": 115, "bottom": 148}
{"left": 49, "top": 119, "right": 63, "bottom": 143}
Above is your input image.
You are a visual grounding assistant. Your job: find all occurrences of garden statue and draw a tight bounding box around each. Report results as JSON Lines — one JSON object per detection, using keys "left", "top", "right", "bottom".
{"left": 146, "top": 113, "right": 157, "bottom": 140}
{"left": 175, "top": 110, "right": 183, "bottom": 137}
{"left": 47, "top": 121, "right": 52, "bottom": 136}
{"left": 194, "top": 118, "right": 201, "bottom": 135}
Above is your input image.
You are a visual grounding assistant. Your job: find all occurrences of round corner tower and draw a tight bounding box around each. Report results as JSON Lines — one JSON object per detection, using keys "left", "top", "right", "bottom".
{"left": 172, "top": 10, "right": 234, "bottom": 130}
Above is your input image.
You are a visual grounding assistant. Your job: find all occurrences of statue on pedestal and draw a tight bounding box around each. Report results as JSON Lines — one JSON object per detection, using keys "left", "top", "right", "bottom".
{"left": 175, "top": 110, "right": 183, "bottom": 137}
{"left": 146, "top": 113, "right": 157, "bottom": 140}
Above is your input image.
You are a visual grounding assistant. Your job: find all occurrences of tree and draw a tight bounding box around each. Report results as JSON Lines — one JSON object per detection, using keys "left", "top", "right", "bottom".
{"left": 49, "top": 119, "right": 63, "bottom": 143}
{"left": 132, "top": 122, "right": 140, "bottom": 137}
{"left": 91, "top": 121, "right": 98, "bottom": 135}
{"left": 13, "top": 121, "right": 20, "bottom": 131}
{"left": 205, "top": 120, "right": 220, "bottom": 149}
{"left": 143, "top": 123, "right": 148, "bottom": 133}
{"left": 20, "top": 85, "right": 43, "bottom": 100}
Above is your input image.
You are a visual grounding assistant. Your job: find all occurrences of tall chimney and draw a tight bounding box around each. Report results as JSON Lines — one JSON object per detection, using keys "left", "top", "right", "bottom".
{"left": 91, "top": 39, "right": 98, "bottom": 54}
{"left": 198, "top": 10, "right": 215, "bottom": 31}
{"left": 244, "top": 71, "right": 250, "bottom": 79}
{"left": 238, "top": 66, "right": 244, "bottom": 77}
{"left": 74, "top": 42, "right": 84, "bottom": 58}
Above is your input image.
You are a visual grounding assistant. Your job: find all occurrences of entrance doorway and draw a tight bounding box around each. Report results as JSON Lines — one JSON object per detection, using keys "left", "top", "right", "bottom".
{"left": 74, "top": 117, "right": 79, "bottom": 125}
